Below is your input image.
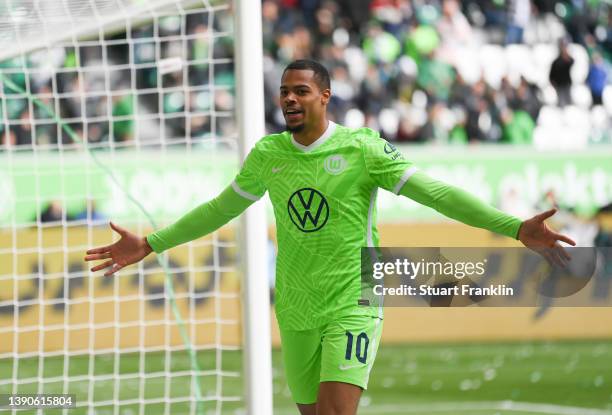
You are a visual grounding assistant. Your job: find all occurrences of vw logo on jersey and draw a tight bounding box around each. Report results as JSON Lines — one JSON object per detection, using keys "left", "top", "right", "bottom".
{"left": 323, "top": 154, "right": 347, "bottom": 175}
{"left": 287, "top": 188, "right": 329, "bottom": 233}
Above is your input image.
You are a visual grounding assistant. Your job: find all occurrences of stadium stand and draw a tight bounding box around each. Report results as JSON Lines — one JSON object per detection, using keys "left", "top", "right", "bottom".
{"left": 1, "top": 0, "right": 611, "bottom": 148}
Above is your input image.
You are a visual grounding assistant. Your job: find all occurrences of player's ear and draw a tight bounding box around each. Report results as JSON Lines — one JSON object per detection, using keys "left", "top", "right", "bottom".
{"left": 321, "top": 88, "right": 331, "bottom": 105}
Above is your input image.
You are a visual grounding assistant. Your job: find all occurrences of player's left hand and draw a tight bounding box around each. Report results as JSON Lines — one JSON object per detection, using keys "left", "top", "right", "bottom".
{"left": 518, "top": 208, "right": 576, "bottom": 267}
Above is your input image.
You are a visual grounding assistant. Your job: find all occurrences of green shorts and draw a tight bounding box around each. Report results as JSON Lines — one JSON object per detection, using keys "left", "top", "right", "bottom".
{"left": 279, "top": 314, "right": 383, "bottom": 404}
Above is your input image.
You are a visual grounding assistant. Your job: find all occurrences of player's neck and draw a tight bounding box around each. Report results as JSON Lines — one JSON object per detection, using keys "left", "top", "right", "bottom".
{"left": 293, "top": 118, "right": 329, "bottom": 147}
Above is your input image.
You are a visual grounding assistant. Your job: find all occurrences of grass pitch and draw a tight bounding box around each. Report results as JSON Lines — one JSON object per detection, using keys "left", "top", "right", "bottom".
{"left": 1, "top": 340, "right": 611, "bottom": 414}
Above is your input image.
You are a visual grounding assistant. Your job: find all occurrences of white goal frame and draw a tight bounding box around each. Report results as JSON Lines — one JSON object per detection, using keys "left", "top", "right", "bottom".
{"left": 234, "top": 0, "right": 273, "bottom": 413}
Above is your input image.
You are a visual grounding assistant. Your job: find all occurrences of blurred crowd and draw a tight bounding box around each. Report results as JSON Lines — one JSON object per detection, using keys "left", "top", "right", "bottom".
{"left": 1, "top": 0, "right": 611, "bottom": 149}
{"left": 261, "top": 0, "right": 612, "bottom": 144}
{"left": 0, "top": 9, "right": 236, "bottom": 149}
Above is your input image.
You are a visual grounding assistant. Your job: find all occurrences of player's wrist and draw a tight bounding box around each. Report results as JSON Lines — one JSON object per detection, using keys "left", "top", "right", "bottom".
{"left": 516, "top": 221, "right": 525, "bottom": 241}
{"left": 142, "top": 236, "right": 154, "bottom": 255}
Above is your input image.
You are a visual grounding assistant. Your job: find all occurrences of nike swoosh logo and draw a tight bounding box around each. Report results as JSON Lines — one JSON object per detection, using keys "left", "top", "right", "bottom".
{"left": 272, "top": 167, "right": 284, "bottom": 173}
{"left": 338, "top": 363, "right": 365, "bottom": 371}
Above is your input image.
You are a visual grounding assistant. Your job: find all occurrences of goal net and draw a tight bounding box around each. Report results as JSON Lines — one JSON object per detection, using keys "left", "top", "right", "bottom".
{"left": 0, "top": 0, "right": 270, "bottom": 413}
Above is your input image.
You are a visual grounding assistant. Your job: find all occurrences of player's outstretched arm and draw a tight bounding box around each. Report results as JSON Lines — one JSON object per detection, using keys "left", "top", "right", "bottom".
{"left": 398, "top": 170, "right": 576, "bottom": 247}
{"left": 399, "top": 170, "right": 523, "bottom": 238}
{"left": 84, "top": 221, "right": 153, "bottom": 277}
{"left": 85, "top": 184, "right": 255, "bottom": 276}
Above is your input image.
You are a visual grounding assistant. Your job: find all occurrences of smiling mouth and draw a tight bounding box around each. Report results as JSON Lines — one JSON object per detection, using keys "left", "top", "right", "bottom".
{"left": 284, "top": 109, "right": 304, "bottom": 121}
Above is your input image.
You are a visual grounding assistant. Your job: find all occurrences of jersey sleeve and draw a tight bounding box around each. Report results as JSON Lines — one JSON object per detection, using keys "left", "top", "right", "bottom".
{"left": 398, "top": 170, "right": 523, "bottom": 239}
{"left": 232, "top": 144, "right": 267, "bottom": 202}
{"left": 146, "top": 184, "right": 255, "bottom": 253}
{"left": 361, "top": 132, "right": 418, "bottom": 194}
{"left": 147, "top": 145, "right": 268, "bottom": 253}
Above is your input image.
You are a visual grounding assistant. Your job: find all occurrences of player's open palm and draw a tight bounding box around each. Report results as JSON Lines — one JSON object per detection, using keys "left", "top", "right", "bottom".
{"left": 518, "top": 209, "right": 576, "bottom": 267}
{"left": 84, "top": 222, "right": 153, "bottom": 276}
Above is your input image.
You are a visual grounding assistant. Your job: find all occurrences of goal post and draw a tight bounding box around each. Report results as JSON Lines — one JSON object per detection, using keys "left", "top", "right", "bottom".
{"left": 233, "top": 0, "right": 274, "bottom": 413}
{"left": 0, "top": 0, "right": 272, "bottom": 413}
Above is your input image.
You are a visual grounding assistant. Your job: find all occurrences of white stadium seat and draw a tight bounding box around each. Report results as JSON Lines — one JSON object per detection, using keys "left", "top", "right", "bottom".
{"left": 455, "top": 47, "right": 481, "bottom": 85}
{"left": 563, "top": 105, "right": 590, "bottom": 129}
{"left": 590, "top": 105, "right": 610, "bottom": 144}
{"left": 602, "top": 85, "right": 612, "bottom": 116}
{"left": 379, "top": 108, "right": 400, "bottom": 138}
{"left": 531, "top": 43, "right": 557, "bottom": 87}
{"left": 344, "top": 108, "right": 365, "bottom": 129}
{"left": 505, "top": 44, "right": 532, "bottom": 86}
{"left": 568, "top": 43, "right": 589, "bottom": 84}
{"left": 537, "top": 105, "right": 562, "bottom": 126}
{"left": 590, "top": 105, "right": 608, "bottom": 129}
{"left": 561, "top": 106, "right": 590, "bottom": 149}
{"left": 541, "top": 84, "right": 558, "bottom": 106}
{"left": 570, "top": 84, "right": 593, "bottom": 109}
{"left": 479, "top": 45, "right": 506, "bottom": 89}
{"left": 536, "top": 105, "right": 590, "bottom": 150}
{"left": 533, "top": 125, "right": 562, "bottom": 150}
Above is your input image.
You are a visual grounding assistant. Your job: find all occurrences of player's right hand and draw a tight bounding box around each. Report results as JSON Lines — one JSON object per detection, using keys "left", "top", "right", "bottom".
{"left": 84, "top": 221, "right": 153, "bottom": 276}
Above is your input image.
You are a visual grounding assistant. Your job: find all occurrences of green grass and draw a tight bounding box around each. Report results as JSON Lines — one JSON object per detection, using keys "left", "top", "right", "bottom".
{"left": 1, "top": 340, "right": 611, "bottom": 414}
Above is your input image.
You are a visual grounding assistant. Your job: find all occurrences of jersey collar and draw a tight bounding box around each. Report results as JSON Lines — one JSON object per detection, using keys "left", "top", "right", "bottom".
{"left": 290, "top": 121, "right": 337, "bottom": 153}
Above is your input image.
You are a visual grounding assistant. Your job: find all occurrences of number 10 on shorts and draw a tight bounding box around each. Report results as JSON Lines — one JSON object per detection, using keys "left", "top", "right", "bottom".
{"left": 344, "top": 331, "right": 369, "bottom": 363}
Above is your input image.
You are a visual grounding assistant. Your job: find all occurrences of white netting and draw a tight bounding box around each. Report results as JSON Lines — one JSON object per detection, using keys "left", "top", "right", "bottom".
{"left": 0, "top": 1, "right": 247, "bottom": 414}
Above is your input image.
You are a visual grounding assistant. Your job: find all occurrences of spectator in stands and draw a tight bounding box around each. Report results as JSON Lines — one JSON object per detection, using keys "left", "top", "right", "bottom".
{"left": 586, "top": 52, "right": 608, "bottom": 106}
{"left": 369, "top": 0, "right": 413, "bottom": 38}
{"left": 1, "top": 126, "right": 17, "bottom": 147}
{"left": 549, "top": 38, "right": 574, "bottom": 107}
{"left": 16, "top": 109, "right": 33, "bottom": 146}
{"left": 188, "top": 22, "right": 210, "bottom": 86}
{"left": 33, "top": 85, "right": 58, "bottom": 146}
{"left": 512, "top": 77, "right": 542, "bottom": 120}
{"left": 501, "top": 107, "right": 535, "bottom": 144}
{"left": 40, "top": 200, "right": 64, "bottom": 223}
{"left": 602, "top": 10, "right": 612, "bottom": 56}
{"left": 564, "top": 0, "right": 591, "bottom": 46}
{"left": 362, "top": 21, "right": 402, "bottom": 64}
{"left": 505, "top": 0, "right": 530, "bottom": 44}
{"left": 312, "top": 1, "right": 340, "bottom": 45}
{"left": 111, "top": 93, "right": 135, "bottom": 143}
{"left": 275, "top": 0, "right": 304, "bottom": 34}
{"left": 262, "top": 1, "right": 281, "bottom": 54}
{"left": 436, "top": 0, "right": 474, "bottom": 66}
{"left": 466, "top": 79, "right": 504, "bottom": 142}
{"left": 357, "top": 64, "right": 388, "bottom": 117}
{"left": 336, "top": 0, "right": 371, "bottom": 34}
{"left": 71, "top": 200, "right": 107, "bottom": 224}
{"left": 87, "top": 123, "right": 106, "bottom": 145}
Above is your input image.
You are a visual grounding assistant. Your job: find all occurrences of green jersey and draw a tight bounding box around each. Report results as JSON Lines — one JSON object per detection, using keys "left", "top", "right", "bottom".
{"left": 147, "top": 121, "right": 522, "bottom": 331}
{"left": 233, "top": 122, "right": 410, "bottom": 329}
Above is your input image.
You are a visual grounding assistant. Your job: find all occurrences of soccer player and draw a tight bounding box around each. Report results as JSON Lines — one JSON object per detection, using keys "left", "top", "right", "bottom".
{"left": 85, "top": 60, "right": 575, "bottom": 415}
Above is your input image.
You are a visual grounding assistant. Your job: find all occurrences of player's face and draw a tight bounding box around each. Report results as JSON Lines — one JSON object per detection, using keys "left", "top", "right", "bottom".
{"left": 280, "top": 69, "right": 330, "bottom": 133}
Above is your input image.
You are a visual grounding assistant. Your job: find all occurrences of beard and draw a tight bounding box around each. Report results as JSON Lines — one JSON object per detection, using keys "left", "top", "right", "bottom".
{"left": 286, "top": 122, "right": 305, "bottom": 133}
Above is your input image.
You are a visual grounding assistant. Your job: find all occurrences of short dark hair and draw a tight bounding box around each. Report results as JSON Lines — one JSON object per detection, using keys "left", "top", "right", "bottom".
{"left": 283, "top": 59, "right": 331, "bottom": 91}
